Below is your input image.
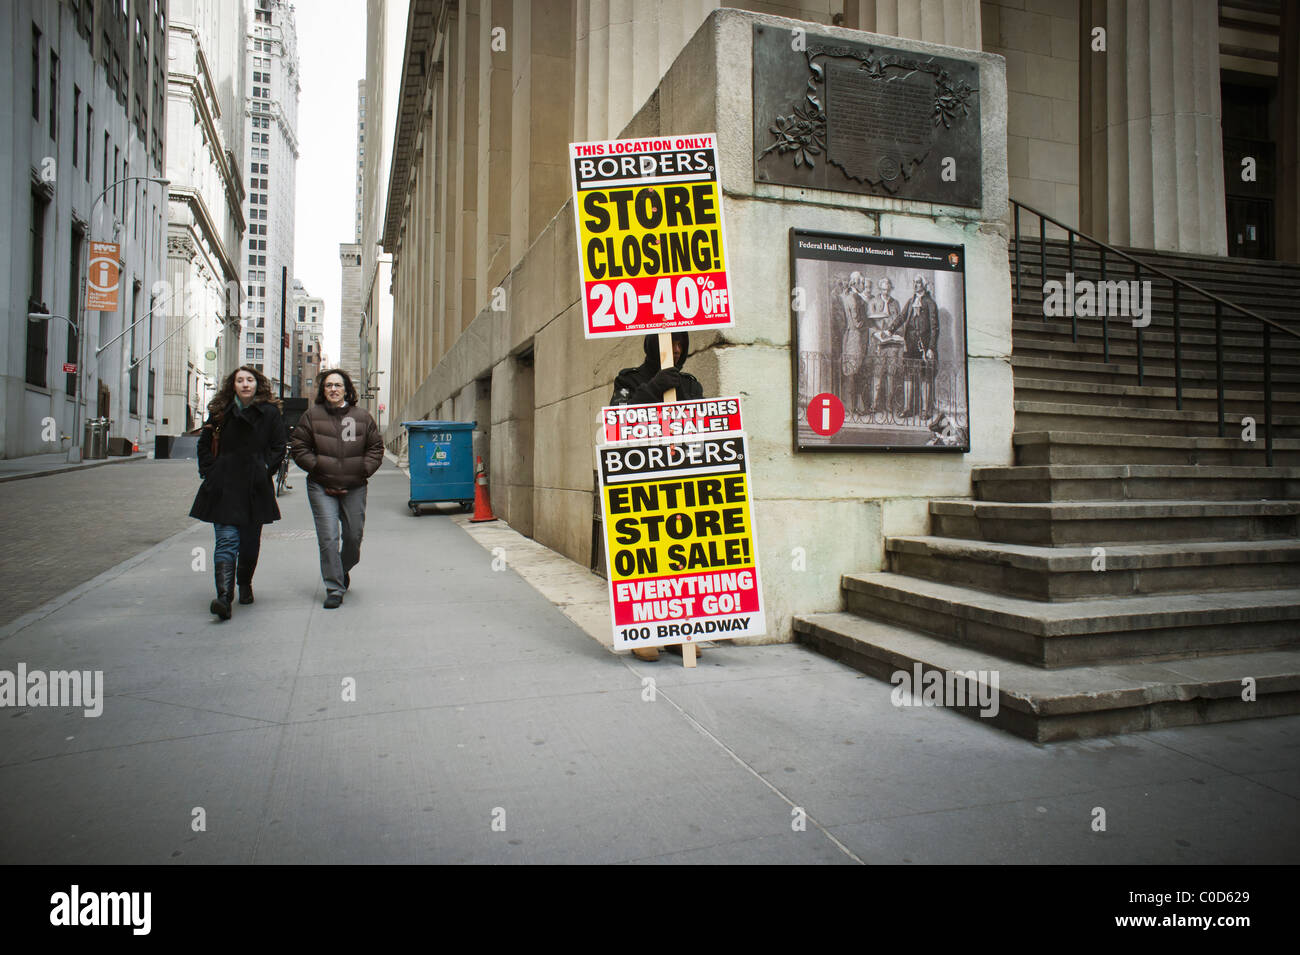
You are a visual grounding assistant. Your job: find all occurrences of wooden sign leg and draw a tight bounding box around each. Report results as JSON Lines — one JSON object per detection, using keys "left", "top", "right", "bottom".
{"left": 658, "top": 331, "right": 676, "bottom": 403}
{"left": 659, "top": 329, "right": 688, "bottom": 666}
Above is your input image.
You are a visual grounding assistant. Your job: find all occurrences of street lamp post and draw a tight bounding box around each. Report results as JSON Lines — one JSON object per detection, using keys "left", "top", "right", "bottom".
{"left": 71, "top": 175, "right": 169, "bottom": 462}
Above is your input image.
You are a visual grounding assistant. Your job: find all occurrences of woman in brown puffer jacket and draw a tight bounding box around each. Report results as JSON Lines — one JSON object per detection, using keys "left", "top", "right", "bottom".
{"left": 289, "top": 368, "right": 384, "bottom": 608}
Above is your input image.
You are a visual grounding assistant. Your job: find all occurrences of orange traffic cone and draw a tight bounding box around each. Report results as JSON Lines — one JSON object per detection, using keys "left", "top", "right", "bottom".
{"left": 132, "top": 440, "right": 140, "bottom": 453}
{"left": 470, "top": 456, "right": 497, "bottom": 522}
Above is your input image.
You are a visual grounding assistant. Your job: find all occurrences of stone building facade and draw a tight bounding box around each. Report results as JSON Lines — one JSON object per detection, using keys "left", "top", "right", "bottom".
{"left": 378, "top": 0, "right": 1296, "bottom": 641}
{"left": 163, "top": 0, "right": 247, "bottom": 434}
{"left": 2, "top": 0, "right": 170, "bottom": 458}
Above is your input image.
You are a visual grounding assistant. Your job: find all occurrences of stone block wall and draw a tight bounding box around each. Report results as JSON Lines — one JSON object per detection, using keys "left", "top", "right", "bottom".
{"left": 390, "top": 8, "right": 1013, "bottom": 642}
{"left": 982, "top": 0, "right": 1078, "bottom": 236}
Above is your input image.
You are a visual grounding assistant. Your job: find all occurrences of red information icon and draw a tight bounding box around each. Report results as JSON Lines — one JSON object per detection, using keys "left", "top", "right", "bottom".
{"left": 807, "top": 393, "right": 844, "bottom": 436}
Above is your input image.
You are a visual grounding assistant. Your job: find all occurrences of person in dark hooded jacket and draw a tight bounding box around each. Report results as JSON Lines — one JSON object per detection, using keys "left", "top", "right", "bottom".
{"left": 190, "top": 365, "right": 286, "bottom": 621}
{"left": 609, "top": 331, "right": 703, "bottom": 406}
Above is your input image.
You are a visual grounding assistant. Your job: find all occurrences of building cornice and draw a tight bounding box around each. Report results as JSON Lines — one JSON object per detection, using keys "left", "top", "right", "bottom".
{"left": 169, "top": 70, "right": 247, "bottom": 234}
{"left": 169, "top": 186, "right": 242, "bottom": 286}
{"left": 382, "top": 0, "right": 446, "bottom": 252}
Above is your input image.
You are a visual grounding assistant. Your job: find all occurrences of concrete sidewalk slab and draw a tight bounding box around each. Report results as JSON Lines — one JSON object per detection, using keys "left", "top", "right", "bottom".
{"left": 0, "top": 458, "right": 1296, "bottom": 864}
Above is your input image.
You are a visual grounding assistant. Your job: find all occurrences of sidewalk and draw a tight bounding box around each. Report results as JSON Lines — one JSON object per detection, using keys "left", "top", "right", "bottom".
{"left": 0, "top": 448, "right": 151, "bottom": 483}
{"left": 0, "top": 458, "right": 1296, "bottom": 863}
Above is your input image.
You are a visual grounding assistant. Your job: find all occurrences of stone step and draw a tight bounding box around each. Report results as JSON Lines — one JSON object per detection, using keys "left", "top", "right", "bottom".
{"left": 971, "top": 463, "right": 1300, "bottom": 502}
{"left": 1009, "top": 245, "right": 1300, "bottom": 294}
{"left": 1013, "top": 317, "right": 1300, "bottom": 355}
{"left": 885, "top": 535, "right": 1300, "bottom": 601}
{"left": 1010, "top": 282, "right": 1299, "bottom": 323}
{"left": 1013, "top": 335, "right": 1300, "bottom": 377}
{"left": 929, "top": 497, "right": 1300, "bottom": 545}
{"left": 840, "top": 572, "right": 1300, "bottom": 666}
{"left": 1013, "top": 430, "right": 1300, "bottom": 466}
{"left": 1011, "top": 355, "right": 1300, "bottom": 388}
{"left": 1012, "top": 325, "right": 1300, "bottom": 369}
{"left": 1012, "top": 242, "right": 1300, "bottom": 288}
{"left": 792, "top": 612, "right": 1300, "bottom": 742}
{"left": 1014, "top": 401, "right": 1300, "bottom": 439}
{"left": 1012, "top": 378, "right": 1300, "bottom": 417}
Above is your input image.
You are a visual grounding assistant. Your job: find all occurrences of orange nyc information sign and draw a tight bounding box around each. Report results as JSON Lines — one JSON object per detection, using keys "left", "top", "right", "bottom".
{"left": 85, "top": 242, "right": 121, "bottom": 312}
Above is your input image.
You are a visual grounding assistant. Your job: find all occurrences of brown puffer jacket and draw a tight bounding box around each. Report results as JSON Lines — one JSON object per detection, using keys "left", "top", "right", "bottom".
{"left": 289, "top": 402, "right": 384, "bottom": 489}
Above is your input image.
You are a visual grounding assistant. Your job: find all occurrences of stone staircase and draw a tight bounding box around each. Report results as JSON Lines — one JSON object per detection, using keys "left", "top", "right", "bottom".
{"left": 793, "top": 237, "right": 1300, "bottom": 742}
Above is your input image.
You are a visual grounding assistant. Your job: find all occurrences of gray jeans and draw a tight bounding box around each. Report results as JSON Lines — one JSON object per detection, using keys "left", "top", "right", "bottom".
{"left": 307, "top": 480, "right": 368, "bottom": 595}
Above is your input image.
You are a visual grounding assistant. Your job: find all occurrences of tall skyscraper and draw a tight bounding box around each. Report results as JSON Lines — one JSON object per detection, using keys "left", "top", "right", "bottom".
{"left": 240, "top": 0, "right": 299, "bottom": 394}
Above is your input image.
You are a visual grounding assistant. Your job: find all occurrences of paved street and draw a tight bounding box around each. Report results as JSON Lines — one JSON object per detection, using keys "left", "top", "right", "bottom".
{"left": 0, "top": 457, "right": 202, "bottom": 627}
{"left": 0, "top": 458, "right": 1297, "bottom": 864}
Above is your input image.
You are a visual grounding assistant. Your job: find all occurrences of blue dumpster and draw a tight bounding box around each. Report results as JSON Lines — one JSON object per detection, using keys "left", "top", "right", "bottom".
{"left": 403, "top": 420, "right": 476, "bottom": 515}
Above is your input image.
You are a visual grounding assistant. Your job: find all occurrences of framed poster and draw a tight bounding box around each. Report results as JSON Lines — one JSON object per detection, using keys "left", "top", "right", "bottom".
{"left": 790, "top": 229, "right": 970, "bottom": 452}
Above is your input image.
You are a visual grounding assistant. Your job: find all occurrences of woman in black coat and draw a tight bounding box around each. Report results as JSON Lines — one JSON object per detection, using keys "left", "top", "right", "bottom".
{"left": 190, "top": 365, "right": 286, "bottom": 620}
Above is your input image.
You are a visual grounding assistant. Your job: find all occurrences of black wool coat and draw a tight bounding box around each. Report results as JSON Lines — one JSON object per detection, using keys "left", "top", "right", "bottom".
{"left": 189, "top": 400, "right": 286, "bottom": 526}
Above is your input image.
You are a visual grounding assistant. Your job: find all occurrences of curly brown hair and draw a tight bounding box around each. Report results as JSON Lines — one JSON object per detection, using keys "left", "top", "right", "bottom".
{"left": 206, "top": 365, "right": 281, "bottom": 421}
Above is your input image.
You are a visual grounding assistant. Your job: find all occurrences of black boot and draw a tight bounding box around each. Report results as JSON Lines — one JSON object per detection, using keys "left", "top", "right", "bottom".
{"left": 211, "top": 562, "right": 235, "bottom": 620}
{"left": 237, "top": 557, "right": 257, "bottom": 604}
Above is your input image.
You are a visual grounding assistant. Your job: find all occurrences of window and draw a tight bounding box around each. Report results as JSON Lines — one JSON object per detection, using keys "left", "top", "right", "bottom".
{"left": 85, "top": 106, "right": 93, "bottom": 180}
{"left": 49, "top": 53, "right": 58, "bottom": 139}
{"left": 102, "top": 132, "right": 109, "bottom": 197}
{"left": 67, "top": 227, "right": 83, "bottom": 396}
{"left": 148, "top": 368, "right": 156, "bottom": 419}
{"left": 31, "top": 27, "right": 40, "bottom": 121}
{"left": 27, "top": 189, "right": 50, "bottom": 387}
{"left": 72, "top": 87, "right": 80, "bottom": 166}
{"left": 113, "top": 147, "right": 120, "bottom": 213}
{"left": 129, "top": 286, "right": 139, "bottom": 415}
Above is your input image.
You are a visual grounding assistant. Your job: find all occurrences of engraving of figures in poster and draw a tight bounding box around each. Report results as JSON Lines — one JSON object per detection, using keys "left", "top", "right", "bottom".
{"left": 791, "top": 230, "right": 970, "bottom": 452}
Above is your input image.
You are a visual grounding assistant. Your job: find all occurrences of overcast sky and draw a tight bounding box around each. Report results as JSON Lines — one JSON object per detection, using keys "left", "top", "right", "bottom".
{"left": 291, "top": 0, "right": 366, "bottom": 364}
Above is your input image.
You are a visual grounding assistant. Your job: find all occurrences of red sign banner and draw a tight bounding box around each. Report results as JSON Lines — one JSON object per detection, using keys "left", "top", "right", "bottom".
{"left": 601, "top": 396, "right": 743, "bottom": 443}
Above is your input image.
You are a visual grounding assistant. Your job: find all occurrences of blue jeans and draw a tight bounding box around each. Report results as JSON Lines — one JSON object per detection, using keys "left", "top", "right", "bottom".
{"left": 306, "top": 480, "right": 368, "bottom": 595}
{"left": 213, "top": 523, "right": 262, "bottom": 567}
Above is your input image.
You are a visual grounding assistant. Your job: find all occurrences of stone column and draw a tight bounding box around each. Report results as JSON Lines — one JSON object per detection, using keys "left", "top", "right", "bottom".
{"left": 1278, "top": 0, "right": 1299, "bottom": 263}
{"left": 853, "top": 0, "right": 982, "bottom": 50}
{"left": 1101, "top": 0, "right": 1226, "bottom": 254}
{"left": 454, "top": 0, "right": 480, "bottom": 341}
{"left": 478, "top": 0, "right": 513, "bottom": 307}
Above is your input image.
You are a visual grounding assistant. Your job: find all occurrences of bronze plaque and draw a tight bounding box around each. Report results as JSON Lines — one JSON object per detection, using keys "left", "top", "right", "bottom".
{"left": 753, "top": 25, "right": 982, "bottom": 207}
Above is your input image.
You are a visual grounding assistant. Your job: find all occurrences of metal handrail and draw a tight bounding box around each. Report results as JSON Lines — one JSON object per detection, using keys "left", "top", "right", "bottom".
{"left": 1010, "top": 198, "right": 1299, "bottom": 466}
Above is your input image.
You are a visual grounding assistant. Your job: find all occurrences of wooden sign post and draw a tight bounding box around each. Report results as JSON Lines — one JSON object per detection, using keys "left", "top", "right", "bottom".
{"left": 657, "top": 330, "right": 695, "bottom": 668}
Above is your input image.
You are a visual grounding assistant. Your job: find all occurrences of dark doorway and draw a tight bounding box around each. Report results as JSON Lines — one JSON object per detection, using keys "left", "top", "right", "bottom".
{"left": 1222, "top": 77, "right": 1277, "bottom": 259}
